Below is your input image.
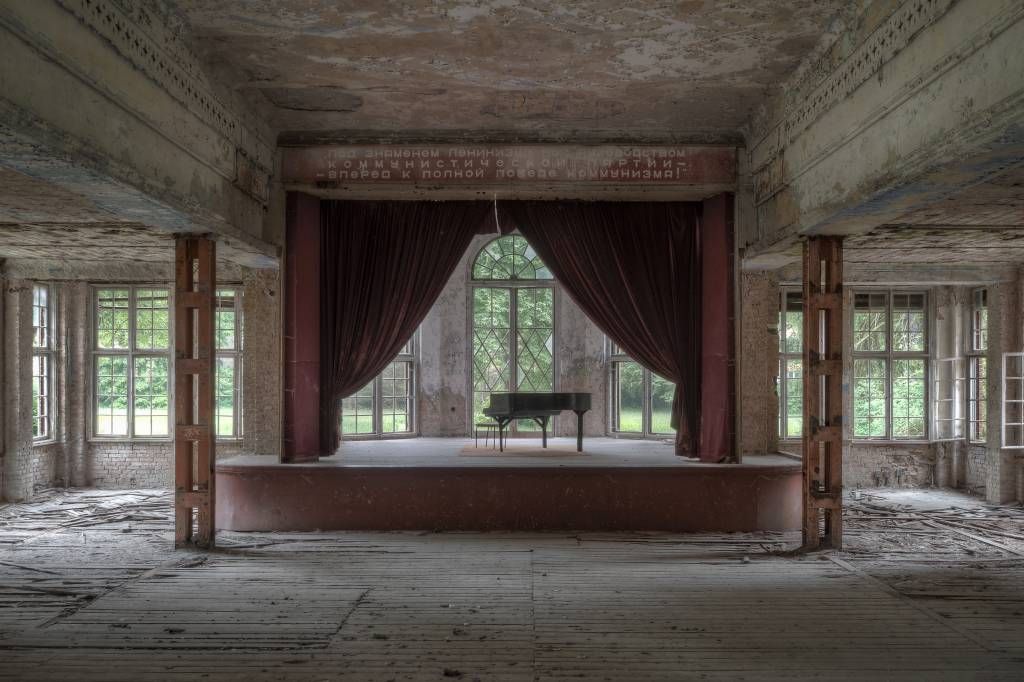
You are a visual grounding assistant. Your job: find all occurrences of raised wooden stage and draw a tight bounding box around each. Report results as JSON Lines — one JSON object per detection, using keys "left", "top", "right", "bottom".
{"left": 216, "top": 438, "right": 802, "bottom": 532}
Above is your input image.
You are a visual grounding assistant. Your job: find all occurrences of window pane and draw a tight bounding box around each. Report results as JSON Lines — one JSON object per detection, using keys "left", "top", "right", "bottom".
{"left": 515, "top": 288, "right": 554, "bottom": 392}
{"left": 612, "top": 361, "right": 643, "bottom": 433}
{"left": 781, "top": 292, "right": 802, "bottom": 354}
{"left": 972, "top": 289, "right": 988, "bottom": 352}
{"left": 514, "top": 287, "right": 554, "bottom": 431}
{"left": 783, "top": 358, "right": 803, "bottom": 438}
{"left": 651, "top": 373, "right": 676, "bottom": 434}
{"left": 32, "top": 285, "right": 50, "bottom": 349}
{"left": 134, "top": 289, "right": 170, "bottom": 350}
{"left": 133, "top": 357, "right": 170, "bottom": 436}
{"left": 32, "top": 354, "right": 50, "bottom": 440}
{"left": 891, "top": 359, "right": 926, "bottom": 438}
{"left": 215, "top": 357, "right": 237, "bottom": 437}
{"left": 969, "top": 356, "right": 987, "bottom": 442}
{"left": 472, "top": 235, "right": 552, "bottom": 280}
{"left": 853, "top": 358, "right": 887, "bottom": 438}
{"left": 892, "top": 293, "right": 926, "bottom": 353}
{"left": 216, "top": 289, "right": 237, "bottom": 351}
{"left": 95, "top": 355, "right": 129, "bottom": 436}
{"left": 472, "top": 287, "right": 512, "bottom": 424}
{"left": 341, "top": 381, "right": 375, "bottom": 435}
{"left": 853, "top": 293, "right": 887, "bottom": 352}
{"left": 96, "top": 289, "right": 131, "bottom": 349}
{"left": 381, "top": 361, "right": 412, "bottom": 434}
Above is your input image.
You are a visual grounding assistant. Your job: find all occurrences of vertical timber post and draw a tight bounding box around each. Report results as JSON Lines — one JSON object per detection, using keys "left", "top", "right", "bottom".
{"left": 174, "top": 236, "right": 216, "bottom": 548}
{"left": 802, "top": 236, "right": 843, "bottom": 549}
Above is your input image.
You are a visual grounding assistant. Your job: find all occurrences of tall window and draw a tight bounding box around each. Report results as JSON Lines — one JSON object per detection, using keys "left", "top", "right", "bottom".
{"left": 93, "top": 287, "right": 170, "bottom": 438}
{"left": 778, "top": 290, "right": 803, "bottom": 440}
{"left": 852, "top": 291, "right": 928, "bottom": 440}
{"left": 340, "top": 337, "right": 416, "bottom": 438}
{"left": 967, "top": 288, "right": 987, "bottom": 443}
{"left": 215, "top": 288, "right": 243, "bottom": 439}
{"left": 32, "top": 284, "right": 54, "bottom": 441}
{"left": 471, "top": 235, "right": 554, "bottom": 430}
{"left": 608, "top": 341, "right": 675, "bottom": 437}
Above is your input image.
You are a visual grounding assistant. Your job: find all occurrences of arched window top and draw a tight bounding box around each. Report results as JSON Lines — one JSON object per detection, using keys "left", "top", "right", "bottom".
{"left": 472, "top": 235, "right": 553, "bottom": 281}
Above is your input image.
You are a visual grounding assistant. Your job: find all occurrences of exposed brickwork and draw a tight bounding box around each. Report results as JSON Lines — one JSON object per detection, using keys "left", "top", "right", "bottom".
{"left": 241, "top": 268, "right": 281, "bottom": 456}
{"left": 31, "top": 443, "right": 63, "bottom": 490}
{"left": 845, "top": 443, "right": 935, "bottom": 489}
{"left": 738, "top": 271, "right": 779, "bottom": 455}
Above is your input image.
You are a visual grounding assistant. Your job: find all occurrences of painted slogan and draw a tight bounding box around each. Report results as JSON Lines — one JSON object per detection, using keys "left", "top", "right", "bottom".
{"left": 281, "top": 145, "right": 736, "bottom": 186}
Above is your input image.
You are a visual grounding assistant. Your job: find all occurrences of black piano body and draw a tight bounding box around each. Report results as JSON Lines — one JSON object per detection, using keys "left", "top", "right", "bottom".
{"left": 483, "top": 392, "right": 592, "bottom": 452}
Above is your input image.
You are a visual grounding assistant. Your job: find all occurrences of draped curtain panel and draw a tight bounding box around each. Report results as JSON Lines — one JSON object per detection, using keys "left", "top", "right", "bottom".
{"left": 502, "top": 201, "right": 703, "bottom": 457}
{"left": 319, "top": 200, "right": 492, "bottom": 453}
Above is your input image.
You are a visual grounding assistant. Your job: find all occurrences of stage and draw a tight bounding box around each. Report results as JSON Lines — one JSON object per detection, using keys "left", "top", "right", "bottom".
{"left": 216, "top": 438, "right": 802, "bottom": 533}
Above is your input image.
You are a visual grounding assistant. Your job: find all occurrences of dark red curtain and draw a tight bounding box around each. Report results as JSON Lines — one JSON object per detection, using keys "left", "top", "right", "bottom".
{"left": 502, "top": 201, "right": 702, "bottom": 456}
{"left": 320, "top": 200, "right": 492, "bottom": 453}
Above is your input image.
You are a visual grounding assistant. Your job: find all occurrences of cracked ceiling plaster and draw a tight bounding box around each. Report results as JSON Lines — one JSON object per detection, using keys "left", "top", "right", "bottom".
{"left": 168, "top": 0, "right": 848, "bottom": 143}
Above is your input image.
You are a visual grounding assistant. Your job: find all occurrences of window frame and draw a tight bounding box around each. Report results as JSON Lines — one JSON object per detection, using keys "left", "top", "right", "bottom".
{"left": 606, "top": 340, "right": 675, "bottom": 440}
{"left": 339, "top": 334, "right": 418, "bottom": 440}
{"left": 468, "top": 234, "right": 558, "bottom": 434}
{"left": 966, "top": 288, "right": 988, "bottom": 444}
{"left": 215, "top": 286, "right": 244, "bottom": 441}
{"left": 89, "top": 284, "right": 173, "bottom": 442}
{"left": 850, "top": 289, "right": 930, "bottom": 442}
{"left": 778, "top": 288, "right": 803, "bottom": 441}
{"left": 1001, "top": 352, "right": 1024, "bottom": 449}
{"left": 31, "top": 284, "right": 56, "bottom": 444}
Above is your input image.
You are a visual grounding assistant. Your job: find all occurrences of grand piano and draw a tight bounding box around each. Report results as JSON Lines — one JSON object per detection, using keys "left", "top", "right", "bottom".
{"left": 483, "top": 392, "right": 592, "bottom": 452}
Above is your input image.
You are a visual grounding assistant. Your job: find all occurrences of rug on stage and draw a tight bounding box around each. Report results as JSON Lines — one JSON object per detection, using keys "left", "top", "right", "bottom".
{"left": 459, "top": 444, "right": 587, "bottom": 457}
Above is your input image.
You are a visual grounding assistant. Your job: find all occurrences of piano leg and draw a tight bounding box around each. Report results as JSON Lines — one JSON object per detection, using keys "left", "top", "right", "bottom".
{"left": 540, "top": 416, "right": 549, "bottom": 448}
{"left": 573, "top": 410, "right": 585, "bottom": 452}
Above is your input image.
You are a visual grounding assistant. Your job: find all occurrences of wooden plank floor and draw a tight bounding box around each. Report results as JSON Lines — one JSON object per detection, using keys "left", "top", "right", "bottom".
{"left": 1, "top": 488, "right": 1023, "bottom": 680}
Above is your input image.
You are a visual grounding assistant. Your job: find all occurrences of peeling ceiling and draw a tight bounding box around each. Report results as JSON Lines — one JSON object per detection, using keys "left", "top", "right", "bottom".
{"left": 167, "top": 0, "right": 848, "bottom": 143}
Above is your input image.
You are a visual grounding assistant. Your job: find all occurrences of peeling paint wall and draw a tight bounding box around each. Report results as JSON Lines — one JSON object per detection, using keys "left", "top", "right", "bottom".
{"left": 738, "top": 271, "right": 780, "bottom": 455}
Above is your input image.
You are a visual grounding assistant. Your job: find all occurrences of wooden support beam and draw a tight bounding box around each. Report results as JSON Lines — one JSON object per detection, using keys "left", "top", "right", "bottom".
{"left": 174, "top": 236, "right": 217, "bottom": 548}
{"left": 802, "top": 236, "right": 843, "bottom": 550}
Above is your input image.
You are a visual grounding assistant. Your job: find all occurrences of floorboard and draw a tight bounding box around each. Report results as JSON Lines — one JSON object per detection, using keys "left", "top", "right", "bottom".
{"left": 1, "top": 487, "right": 1022, "bottom": 680}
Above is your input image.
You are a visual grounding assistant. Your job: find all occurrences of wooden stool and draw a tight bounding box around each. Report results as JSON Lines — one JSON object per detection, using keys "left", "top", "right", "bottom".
{"left": 474, "top": 421, "right": 499, "bottom": 448}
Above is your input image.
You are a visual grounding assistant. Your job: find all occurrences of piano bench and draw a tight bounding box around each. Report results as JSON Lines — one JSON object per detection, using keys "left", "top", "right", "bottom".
{"left": 474, "top": 421, "right": 499, "bottom": 449}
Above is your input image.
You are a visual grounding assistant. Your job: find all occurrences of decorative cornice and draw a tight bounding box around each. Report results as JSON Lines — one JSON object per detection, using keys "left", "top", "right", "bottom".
{"left": 55, "top": 0, "right": 272, "bottom": 202}
{"left": 782, "top": 0, "right": 957, "bottom": 144}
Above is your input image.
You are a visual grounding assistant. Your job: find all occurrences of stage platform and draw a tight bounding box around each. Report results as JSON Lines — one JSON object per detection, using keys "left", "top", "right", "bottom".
{"left": 216, "top": 437, "right": 802, "bottom": 533}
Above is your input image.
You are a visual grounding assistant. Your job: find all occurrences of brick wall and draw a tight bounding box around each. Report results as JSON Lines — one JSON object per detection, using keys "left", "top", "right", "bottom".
{"left": 845, "top": 442, "right": 935, "bottom": 488}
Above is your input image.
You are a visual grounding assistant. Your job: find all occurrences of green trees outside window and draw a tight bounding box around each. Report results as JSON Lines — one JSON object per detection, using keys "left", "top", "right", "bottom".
{"left": 471, "top": 235, "right": 554, "bottom": 431}
{"left": 852, "top": 292, "right": 928, "bottom": 440}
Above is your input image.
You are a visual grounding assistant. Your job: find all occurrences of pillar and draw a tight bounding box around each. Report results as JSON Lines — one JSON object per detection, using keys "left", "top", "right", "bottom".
{"left": 802, "top": 236, "right": 843, "bottom": 549}
{"left": 174, "top": 236, "right": 217, "bottom": 548}
{"left": 282, "top": 192, "right": 321, "bottom": 462}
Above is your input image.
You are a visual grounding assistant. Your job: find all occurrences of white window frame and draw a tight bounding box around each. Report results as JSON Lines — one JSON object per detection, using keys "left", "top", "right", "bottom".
{"left": 931, "top": 356, "right": 963, "bottom": 441}
{"left": 1001, "top": 352, "right": 1024, "bottom": 449}
{"left": 606, "top": 339, "right": 675, "bottom": 440}
{"left": 851, "top": 289, "right": 930, "bottom": 442}
{"left": 340, "top": 334, "right": 418, "bottom": 440}
{"left": 966, "top": 288, "right": 988, "bottom": 444}
{"left": 778, "top": 288, "right": 803, "bottom": 441}
{"left": 89, "top": 285, "right": 173, "bottom": 441}
{"left": 32, "top": 284, "right": 55, "bottom": 443}
{"left": 215, "top": 287, "right": 244, "bottom": 441}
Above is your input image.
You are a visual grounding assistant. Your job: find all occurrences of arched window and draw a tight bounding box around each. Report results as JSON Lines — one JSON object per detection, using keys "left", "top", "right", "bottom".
{"left": 471, "top": 235, "right": 554, "bottom": 430}
{"left": 473, "top": 234, "right": 553, "bottom": 281}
